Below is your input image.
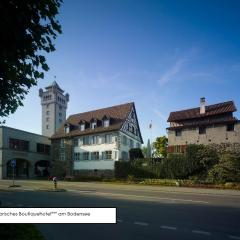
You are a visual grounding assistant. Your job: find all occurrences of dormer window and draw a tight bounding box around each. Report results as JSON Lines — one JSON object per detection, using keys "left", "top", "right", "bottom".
{"left": 64, "top": 123, "right": 71, "bottom": 133}
{"left": 80, "top": 124, "right": 85, "bottom": 131}
{"left": 103, "top": 119, "right": 109, "bottom": 127}
{"left": 64, "top": 126, "right": 70, "bottom": 133}
{"left": 79, "top": 120, "right": 86, "bottom": 131}
{"left": 102, "top": 115, "right": 110, "bottom": 128}
{"left": 91, "top": 122, "right": 97, "bottom": 129}
{"left": 90, "top": 118, "right": 97, "bottom": 129}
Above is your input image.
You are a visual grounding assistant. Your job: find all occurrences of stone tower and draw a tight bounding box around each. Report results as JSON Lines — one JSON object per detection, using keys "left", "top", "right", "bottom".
{"left": 39, "top": 81, "right": 69, "bottom": 137}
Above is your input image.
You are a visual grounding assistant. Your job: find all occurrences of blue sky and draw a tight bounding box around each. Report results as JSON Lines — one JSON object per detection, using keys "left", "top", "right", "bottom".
{"left": 4, "top": 0, "right": 240, "bottom": 145}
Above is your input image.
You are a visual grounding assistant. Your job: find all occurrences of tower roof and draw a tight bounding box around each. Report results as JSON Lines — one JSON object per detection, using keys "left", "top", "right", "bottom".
{"left": 45, "top": 81, "right": 64, "bottom": 93}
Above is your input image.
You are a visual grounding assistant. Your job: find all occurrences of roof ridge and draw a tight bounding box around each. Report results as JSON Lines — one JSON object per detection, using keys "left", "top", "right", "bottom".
{"left": 68, "top": 102, "right": 134, "bottom": 118}
{"left": 171, "top": 100, "right": 234, "bottom": 114}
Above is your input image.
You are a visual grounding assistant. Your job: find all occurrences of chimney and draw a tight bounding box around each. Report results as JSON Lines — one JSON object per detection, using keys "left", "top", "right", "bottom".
{"left": 200, "top": 97, "right": 206, "bottom": 114}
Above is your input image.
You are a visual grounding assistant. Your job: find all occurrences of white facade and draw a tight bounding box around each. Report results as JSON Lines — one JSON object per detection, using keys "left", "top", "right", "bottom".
{"left": 39, "top": 81, "right": 69, "bottom": 137}
{"left": 72, "top": 131, "right": 142, "bottom": 171}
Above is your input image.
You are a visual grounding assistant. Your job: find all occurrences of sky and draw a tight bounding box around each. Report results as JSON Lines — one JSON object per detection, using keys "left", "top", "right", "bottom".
{"left": 4, "top": 0, "right": 240, "bottom": 145}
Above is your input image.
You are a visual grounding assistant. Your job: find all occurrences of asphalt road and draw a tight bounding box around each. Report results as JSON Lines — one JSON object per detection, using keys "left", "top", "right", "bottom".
{"left": 0, "top": 180, "right": 240, "bottom": 240}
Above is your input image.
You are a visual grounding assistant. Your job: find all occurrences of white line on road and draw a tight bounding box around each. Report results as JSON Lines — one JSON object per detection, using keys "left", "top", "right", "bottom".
{"left": 160, "top": 225, "right": 177, "bottom": 230}
{"left": 192, "top": 230, "right": 211, "bottom": 235}
{"left": 22, "top": 188, "right": 34, "bottom": 191}
{"left": 80, "top": 191, "right": 209, "bottom": 204}
{"left": 134, "top": 221, "right": 149, "bottom": 226}
{"left": 228, "top": 235, "right": 240, "bottom": 240}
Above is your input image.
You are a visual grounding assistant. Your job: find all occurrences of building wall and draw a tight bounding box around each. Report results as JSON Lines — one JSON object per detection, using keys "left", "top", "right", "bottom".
{"left": 51, "top": 130, "right": 142, "bottom": 175}
{"left": 73, "top": 132, "right": 118, "bottom": 171}
{"left": 0, "top": 127, "right": 51, "bottom": 179}
{"left": 118, "top": 131, "right": 141, "bottom": 160}
{"left": 168, "top": 122, "right": 240, "bottom": 147}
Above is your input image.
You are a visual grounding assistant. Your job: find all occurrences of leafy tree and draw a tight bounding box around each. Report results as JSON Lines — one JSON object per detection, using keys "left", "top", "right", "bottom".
{"left": 146, "top": 139, "right": 152, "bottom": 158}
{"left": 153, "top": 136, "right": 168, "bottom": 158}
{"left": 129, "top": 148, "right": 144, "bottom": 161}
{"left": 0, "top": 0, "right": 62, "bottom": 121}
{"left": 141, "top": 146, "right": 148, "bottom": 158}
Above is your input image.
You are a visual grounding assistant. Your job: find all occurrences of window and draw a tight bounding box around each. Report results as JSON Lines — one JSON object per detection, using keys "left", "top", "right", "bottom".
{"left": 92, "top": 152, "right": 99, "bottom": 160}
{"left": 59, "top": 119, "right": 62, "bottom": 124}
{"left": 59, "top": 105, "right": 62, "bottom": 110}
{"left": 80, "top": 124, "right": 85, "bottom": 131}
{"left": 60, "top": 139, "right": 65, "bottom": 148}
{"left": 59, "top": 112, "right": 62, "bottom": 117}
{"left": 122, "top": 135, "right": 127, "bottom": 145}
{"left": 129, "top": 139, "right": 134, "bottom": 148}
{"left": 91, "top": 122, "right": 97, "bottom": 129}
{"left": 132, "top": 126, "right": 135, "bottom": 134}
{"left": 60, "top": 151, "right": 65, "bottom": 161}
{"left": 83, "top": 152, "right": 89, "bottom": 160}
{"left": 46, "top": 125, "right": 49, "bottom": 129}
{"left": 46, "top": 104, "right": 49, "bottom": 109}
{"left": 74, "top": 152, "right": 80, "bottom": 161}
{"left": 105, "top": 151, "right": 112, "bottom": 160}
{"left": 64, "top": 126, "right": 70, "bottom": 133}
{"left": 73, "top": 139, "right": 79, "bottom": 147}
{"left": 174, "top": 145, "right": 181, "bottom": 153}
{"left": 227, "top": 123, "right": 234, "bottom": 132}
{"left": 37, "top": 143, "right": 50, "bottom": 154}
{"left": 46, "top": 111, "right": 50, "bottom": 115}
{"left": 46, "top": 117, "right": 49, "bottom": 122}
{"left": 105, "top": 134, "right": 112, "bottom": 144}
{"left": 175, "top": 129, "right": 182, "bottom": 137}
{"left": 83, "top": 136, "right": 89, "bottom": 145}
{"left": 9, "top": 138, "right": 29, "bottom": 151}
{"left": 92, "top": 136, "right": 98, "bottom": 145}
{"left": 103, "top": 119, "right": 109, "bottom": 127}
{"left": 199, "top": 126, "right": 206, "bottom": 134}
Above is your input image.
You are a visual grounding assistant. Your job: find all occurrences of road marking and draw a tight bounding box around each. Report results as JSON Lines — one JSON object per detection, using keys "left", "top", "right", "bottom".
{"left": 134, "top": 221, "right": 149, "bottom": 226}
{"left": 228, "top": 235, "right": 240, "bottom": 240}
{"left": 192, "top": 230, "right": 211, "bottom": 235}
{"left": 83, "top": 191, "right": 209, "bottom": 204}
{"left": 22, "top": 188, "right": 34, "bottom": 191}
{"left": 117, "top": 219, "right": 123, "bottom": 223}
{"left": 160, "top": 225, "right": 177, "bottom": 230}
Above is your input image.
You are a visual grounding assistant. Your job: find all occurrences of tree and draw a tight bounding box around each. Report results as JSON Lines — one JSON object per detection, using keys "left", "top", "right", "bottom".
{"left": 0, "top": 0, "right": 62, "bottom": 121}
{"left": 146, "top": 139, "right": 152, "bottom": 158}
{"left": 129, "top": 148, "right": 144, "bottom": 161}
{"left": 141, "top": 146, "right": 148, "bottom": 158}
{"left": 153, "top": 136, "right": 168, "bottom": 158}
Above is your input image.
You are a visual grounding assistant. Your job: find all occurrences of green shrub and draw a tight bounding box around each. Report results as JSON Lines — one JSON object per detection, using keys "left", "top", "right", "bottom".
{"left": 207, "top": 151, "right": 240, "bottom": 183}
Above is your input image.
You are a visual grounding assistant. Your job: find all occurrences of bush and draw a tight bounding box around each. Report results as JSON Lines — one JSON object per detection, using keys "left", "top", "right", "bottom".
{"left": 185, "top": 144, "right": 219, "bottom": 177}
{"left": 208, "top": 151, "right": 240, "bottom": 183}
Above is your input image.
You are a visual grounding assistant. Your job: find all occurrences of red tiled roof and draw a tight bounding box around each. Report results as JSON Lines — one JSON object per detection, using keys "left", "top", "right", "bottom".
{"left": 167, "top": 101, "right": 237, "bottom": 122}
{"left": 167, "top": 117, "right": 239, "bottom": 130}
{"left": 51, "top": 102, "right": 135, "bottom": 139}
